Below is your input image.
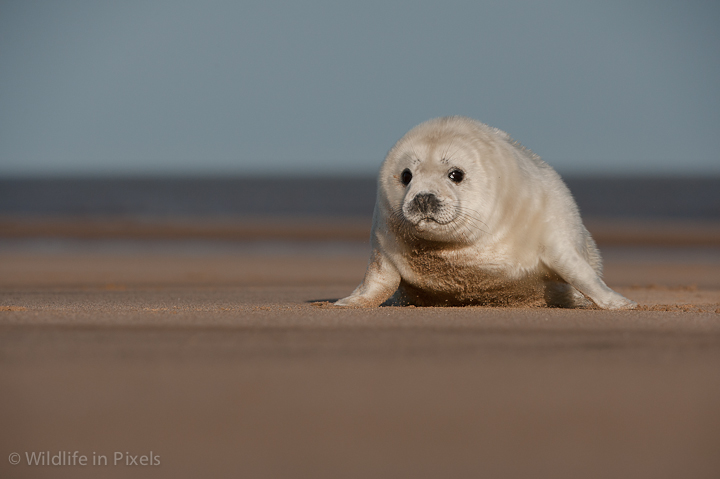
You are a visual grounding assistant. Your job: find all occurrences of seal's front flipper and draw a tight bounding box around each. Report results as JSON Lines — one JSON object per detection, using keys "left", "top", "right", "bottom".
{"left": 334, "top": 249, "right": 401, "bottom": 307}
{"left": 546, "top": 250, "right": 636, "bottom": 310}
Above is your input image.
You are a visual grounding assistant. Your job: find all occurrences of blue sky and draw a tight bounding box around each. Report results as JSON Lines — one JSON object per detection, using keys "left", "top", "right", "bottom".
{"left": 1, "top": 0, "right": 718, "bottom": 177}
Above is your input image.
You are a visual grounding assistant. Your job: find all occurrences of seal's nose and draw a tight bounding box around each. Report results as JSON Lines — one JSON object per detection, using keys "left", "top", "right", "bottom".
{"left": 413, "top": 193, "right": 439, "bottom": 214}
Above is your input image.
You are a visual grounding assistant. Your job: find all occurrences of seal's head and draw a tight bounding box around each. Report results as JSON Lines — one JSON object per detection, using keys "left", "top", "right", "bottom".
{"left": 378, "top": 116, "right": 502, "bottom": 244}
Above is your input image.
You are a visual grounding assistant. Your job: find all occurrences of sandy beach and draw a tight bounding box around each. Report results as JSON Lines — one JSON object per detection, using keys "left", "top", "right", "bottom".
{"left": 1, "top": 224, "right": 719, "bottom": 478}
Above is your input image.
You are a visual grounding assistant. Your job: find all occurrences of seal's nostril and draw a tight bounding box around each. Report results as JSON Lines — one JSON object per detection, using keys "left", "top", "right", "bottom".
{"left": 414, "top": 193, "right": 439, "bottom": 214}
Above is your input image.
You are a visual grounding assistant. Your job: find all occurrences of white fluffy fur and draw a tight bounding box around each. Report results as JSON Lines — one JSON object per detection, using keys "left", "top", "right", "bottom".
{"left": 336, "top": 116, "right": 636, "bottom": 310}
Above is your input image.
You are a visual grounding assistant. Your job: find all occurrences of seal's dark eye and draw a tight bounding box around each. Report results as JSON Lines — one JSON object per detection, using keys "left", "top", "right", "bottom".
{"left": 448, "top": 169, "right": 464, "bottom": 183}
{"left": 400, "top": 169, "right": 412, "bottom": 186}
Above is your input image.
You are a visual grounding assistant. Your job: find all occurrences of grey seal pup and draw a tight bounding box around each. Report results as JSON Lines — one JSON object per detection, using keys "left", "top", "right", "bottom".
{"left": 336, "top": 116, "right": 636, "bottom": 310}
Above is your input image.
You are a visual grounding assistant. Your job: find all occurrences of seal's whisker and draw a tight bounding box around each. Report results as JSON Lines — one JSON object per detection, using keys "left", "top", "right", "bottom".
{"left": 454, "top": 211, "right": 490, "bottom": 236}
{"left": 440, "top": 137, "right": 457, "bottom": 164}
{"left": 456, "top": 207, "right": 490, "bottom": 229}
{"left": 443, "top": 142, "right": 464, "bottom": 166}
{"left": 449, "top": 219, "right": 470, "bottom": 243}
{"left": 388, "top": 203, "right": 490, "bottom": 239}
{"left": 409, "top": 143, "right": 422, "bottom": 164}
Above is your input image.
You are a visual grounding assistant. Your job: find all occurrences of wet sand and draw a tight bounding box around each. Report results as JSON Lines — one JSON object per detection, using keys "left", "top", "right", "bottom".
{"left": 1, "top": 235, "right": 719, "bottom": 478}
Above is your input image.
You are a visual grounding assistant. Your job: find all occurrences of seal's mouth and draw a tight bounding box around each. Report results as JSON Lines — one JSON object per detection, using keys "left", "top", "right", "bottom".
{"left": 402, "top": 207, "right": 458, "bottom": 229}
{"left": 413, "top": 217, "right": 453, "bottom": 230}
